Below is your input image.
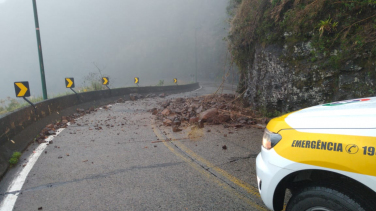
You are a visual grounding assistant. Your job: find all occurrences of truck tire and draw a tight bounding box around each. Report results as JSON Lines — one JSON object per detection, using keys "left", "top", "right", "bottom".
{"left": 286, "top": 183, "right": 373, "bottom": 211}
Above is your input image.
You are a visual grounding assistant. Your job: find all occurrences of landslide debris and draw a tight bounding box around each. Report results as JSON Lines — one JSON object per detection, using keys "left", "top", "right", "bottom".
{"left": 153, "top": 94, "right": 269, "bottom": 132}
{"left": 35, "top": 106, "right": 101, "bottom": 144}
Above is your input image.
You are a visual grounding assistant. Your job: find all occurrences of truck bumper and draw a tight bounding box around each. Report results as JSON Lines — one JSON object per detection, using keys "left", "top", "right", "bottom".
{"left": 256, "top": 147, "right": 294, "bottom": 211}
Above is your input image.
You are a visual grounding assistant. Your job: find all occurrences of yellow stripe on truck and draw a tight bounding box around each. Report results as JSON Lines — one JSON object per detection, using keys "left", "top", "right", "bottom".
{"left": 274, "top": 129, "right": 376, "bottom": 176}
{"left": 266, "top": 112, "right": 293, "bottom": 133}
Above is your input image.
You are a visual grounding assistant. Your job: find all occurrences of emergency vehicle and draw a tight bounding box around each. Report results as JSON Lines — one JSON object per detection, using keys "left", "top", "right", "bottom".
{"left": 256, "top": 97, "right": 376, "bottom": 210}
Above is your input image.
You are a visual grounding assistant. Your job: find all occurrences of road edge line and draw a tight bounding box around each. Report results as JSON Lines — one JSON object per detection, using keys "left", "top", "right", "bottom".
{"left": 0, "top": 126, "right": 68, "bottom": 211}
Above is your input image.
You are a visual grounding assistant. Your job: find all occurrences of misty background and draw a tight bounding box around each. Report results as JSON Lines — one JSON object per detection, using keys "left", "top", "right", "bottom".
{"left": 0, "top": 0, "right": 230, "bottom": 101}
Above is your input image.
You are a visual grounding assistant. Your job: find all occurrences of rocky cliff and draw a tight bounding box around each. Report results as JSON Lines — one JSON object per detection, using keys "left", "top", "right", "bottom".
{"left": 227, "top": 0, "right": 376, "bottom": 115}
{"left": 245, "top": 42, "right": 375, "bottom": 114}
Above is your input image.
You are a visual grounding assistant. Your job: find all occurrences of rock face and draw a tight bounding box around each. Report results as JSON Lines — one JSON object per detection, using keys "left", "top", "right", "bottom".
{"left": 244, "top": 43, "right": 376, "bottom": 113}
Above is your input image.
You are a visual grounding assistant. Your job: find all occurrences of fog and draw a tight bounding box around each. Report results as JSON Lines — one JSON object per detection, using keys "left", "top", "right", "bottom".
{"left": 0, "top": 0, "right": 229, "bottom": 100}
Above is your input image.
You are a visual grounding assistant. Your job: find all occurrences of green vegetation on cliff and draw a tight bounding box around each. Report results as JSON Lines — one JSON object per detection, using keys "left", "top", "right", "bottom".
{"left": 228, "top": 0, "right": 376, "bottom": 86}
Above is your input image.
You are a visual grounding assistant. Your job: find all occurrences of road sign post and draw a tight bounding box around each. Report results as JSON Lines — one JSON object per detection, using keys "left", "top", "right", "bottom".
{"left": 134, "top": 77, "right": 139, "bottom": 87}
{"left": 102, "top": 77, "right": 111, "bottom": 95}
{"left": 195, "top": 28, "right": 197, "bottom": 83}
{"left": 174, "top": 78, "right": 178, "bottom": 85}
{"left": 65, "top": 78, "right": 78, "bottom": 99}
{"left": 14, "top": 81, "right": 36, "bottom": 112}
{"left": 32, "top": 0, "right": 48, "bottom": 100}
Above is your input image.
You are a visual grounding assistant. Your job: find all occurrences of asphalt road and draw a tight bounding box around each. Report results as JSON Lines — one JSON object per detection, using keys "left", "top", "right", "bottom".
{"left": 0, "top": 82, "right": 267, "bottom": 211}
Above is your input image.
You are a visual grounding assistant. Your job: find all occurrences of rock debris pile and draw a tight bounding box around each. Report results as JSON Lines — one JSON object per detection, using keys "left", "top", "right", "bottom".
{"left": 151, "top": 94, "right": 269, "bottom": 132}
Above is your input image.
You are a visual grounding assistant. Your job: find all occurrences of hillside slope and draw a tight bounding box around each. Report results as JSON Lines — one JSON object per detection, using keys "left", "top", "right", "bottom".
{"left": 228, "top": 0, "right": 376, "bottom": 115}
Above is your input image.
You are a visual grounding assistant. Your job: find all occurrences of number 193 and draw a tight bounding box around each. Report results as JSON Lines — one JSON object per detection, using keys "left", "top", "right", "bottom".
{"left": 363, "top": 146, "right": 375, "bottom": 156}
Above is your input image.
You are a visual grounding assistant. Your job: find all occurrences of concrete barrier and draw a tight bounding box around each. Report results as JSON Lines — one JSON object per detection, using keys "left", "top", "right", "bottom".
{"left": 0, "top": 83, "right": 199, "bottom": 179}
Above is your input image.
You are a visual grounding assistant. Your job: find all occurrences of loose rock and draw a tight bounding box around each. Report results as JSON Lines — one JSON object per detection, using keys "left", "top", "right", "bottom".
{"left": 198, "top": 108, "right": 218, "bottom": 121}
{"left": 163, "top": 119, "right": 172, "bottom": 126}
{"left": 198, "top": 120, "right": 204, "bottom": 128}
{"left": 189, "top": 117, "right": 199, "bottom": 124}
{"left": 172, "top": 126, "right": 182, "bottom": 132}
{"left": 172, "top": 117, "right": 181, "bottom": 127}
{"left": 130, "top": 94, "right": 137, "bottom": 101}
{"left": 116, "top": 98, "right": 125, "bottom": 103}
{"left": 161, "top": 109, "right": 171, "bottom": 116}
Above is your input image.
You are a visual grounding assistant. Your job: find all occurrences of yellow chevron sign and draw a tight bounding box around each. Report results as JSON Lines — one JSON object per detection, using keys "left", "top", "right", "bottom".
{"left": 14, "top": 82, "right": 30, "bottom": 97}
{"left": 102, "top": 77, "right": 109, "bottom": 85}
{"left": 65, "top": 78, "right": 74, "bottom": 88}
{"left": 174, "top": 78, "right": 177, "bottom": 83}
{"left": 134, "top": 77, "right": 139, "bottom": 84}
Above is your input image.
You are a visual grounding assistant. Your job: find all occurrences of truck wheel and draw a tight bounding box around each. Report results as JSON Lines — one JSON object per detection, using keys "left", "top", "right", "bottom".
{"left": 285, "top": 183, "right": 372, "bottom": 211}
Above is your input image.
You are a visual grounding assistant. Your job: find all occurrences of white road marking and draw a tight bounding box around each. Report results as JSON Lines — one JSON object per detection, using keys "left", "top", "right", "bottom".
{"left": 0, "top": 125, "right": 68, "bottom": 211}
{"left": 193, "top": 86, "right": 202, "bottom": 92}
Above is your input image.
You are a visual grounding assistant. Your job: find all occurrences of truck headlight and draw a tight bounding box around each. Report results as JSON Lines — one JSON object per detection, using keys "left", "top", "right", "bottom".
{"left": 262, "top": 129, "right": 282, "bottom": 150}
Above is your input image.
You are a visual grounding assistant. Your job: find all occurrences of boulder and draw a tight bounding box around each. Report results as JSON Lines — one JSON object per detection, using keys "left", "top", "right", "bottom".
{"left": 212, "top": 114, "right": 231, "bottom": 125}
{"left": 198, "top": 120, "right": 204, "bottom": 128}
{"left": 172, "top": 117, "right": 181, "bottom": 127}
{"left": 161, "top": 109, "right": 171, "bottom": 116}
{"left": 196, "top": 105, "right": 203, "bottom": 113}
{"left": 116, "top": 98, "right": 125, "bottom": 103}
{"left": 172, "top": 126, "right": 182, "bottom": 132}
{"left": 130, "top": 94, "right": 137, "bottom": 101}
{"left": 161, "top": 101, "right": 170, "bottom": 108}
{"left": 163, "top": 119, "right": 172, "bottom": 126}
{"left": 46, "top": 124, "right": 54, "bottom": 129}
{"left": 198, "top": 108, "right": 218, "bottom": 121}
{"left": 189, "top": 117, "right": 199, "bottom": 124}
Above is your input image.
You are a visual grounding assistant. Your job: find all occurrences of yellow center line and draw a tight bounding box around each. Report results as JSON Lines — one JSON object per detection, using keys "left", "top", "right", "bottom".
{"left": 172, "top": 140, "right": 261, "bottom": 197}
{"left": 151, "top": 123, "right": 266, "bottom": 211}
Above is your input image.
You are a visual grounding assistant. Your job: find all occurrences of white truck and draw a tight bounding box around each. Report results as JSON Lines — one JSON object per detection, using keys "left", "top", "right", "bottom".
{"left": 256, "top": 97, "right": 376, "bottom": 210}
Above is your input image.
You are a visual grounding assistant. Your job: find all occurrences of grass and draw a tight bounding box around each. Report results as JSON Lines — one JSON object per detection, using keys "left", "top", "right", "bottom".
{"left": 9, "top": 151, "right": 21, "bottom": 167}
{"left": 318, "top": 18, "right": 338, "bottom": 37}
{"left": 157, "top": 80, "right": 164, "bottom": 86}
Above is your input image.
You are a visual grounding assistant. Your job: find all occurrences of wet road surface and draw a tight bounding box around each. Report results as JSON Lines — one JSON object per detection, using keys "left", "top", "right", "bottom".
{"left": 0, "top": 82, "right": 267, "bottom": 210}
